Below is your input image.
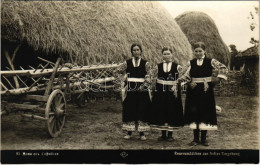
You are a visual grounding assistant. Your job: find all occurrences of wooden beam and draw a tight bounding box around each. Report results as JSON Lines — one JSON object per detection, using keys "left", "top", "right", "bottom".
{"left": 11, "top": 43, "right": 22, "bottom": 62}
{"left": 22, "top": 95, "right": 49, "bottom": 102}
{"left": 21, "top": 114, "right": 47, "bottom": 121}
{"left": 16, "top": 74, "right": 28, "bottom": 87}
{"left": 7, "top": 103, "right": 40, "bottom": 110}
{"left": 27, "top": 76, "right": 43, "bottom": 91}
{"left": 33, "top": 64, "right": 41, "bottom": 73}
{"left": 40, "top": 63, "right": 50, "bottom": 72}
{"left": 37, "top": 57, "right": 56, "bottom": 66}
{"left": 1, "top": 77, "right": 115, "bottom": 95}
{"left": 1, "top": 82, "right": 8, "bottom": 90}
{"left": 4, "top": 50, "right": 20, "bottom": 88}
{"left": 0, "top": 64, "right": 121, "bottom": 77}
{"left": 44, "top": 58, "right": 61, "bottom": 96}
{"left": 2, "top": 76, "right": 15, "bottom": 89}
{"left": 28, "top": 65, "right": 35, "bottom": 70}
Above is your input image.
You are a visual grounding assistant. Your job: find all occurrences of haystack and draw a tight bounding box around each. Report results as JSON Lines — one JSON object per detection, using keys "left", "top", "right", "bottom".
{"left": 1, "top": 1, "right": 193, "bottom": 69}
{"left": 175, "top": 11, "right": 230, "bottom": 66}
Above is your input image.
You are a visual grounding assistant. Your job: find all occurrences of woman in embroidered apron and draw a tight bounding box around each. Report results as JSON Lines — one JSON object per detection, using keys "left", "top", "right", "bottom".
{"left": 115, "top": 43, "right": 151, "bottom": 140}
{"left": 150, "top": 47, "right": 184, "bottom": 141}
{"left": 179, "top": 42, "right": 228, "bottom": 146}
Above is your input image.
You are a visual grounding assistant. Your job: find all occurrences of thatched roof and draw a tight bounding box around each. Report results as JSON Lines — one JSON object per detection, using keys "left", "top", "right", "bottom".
{"left": 1, "top": 1, "right": 193, "bottom": 65}
{"left": 236, "top": 46, "right": 259, "bottom": 59}
{"left": 175, "top": 11, "right": 230, "bottom": 66}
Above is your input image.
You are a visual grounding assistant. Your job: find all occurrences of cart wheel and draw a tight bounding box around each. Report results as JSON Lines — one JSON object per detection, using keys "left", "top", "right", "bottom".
{"left": 45, "top": 89, "right": 67, "bottom": 137}
{"left": 76, "top": 93, "right": 86, "bottom": 108}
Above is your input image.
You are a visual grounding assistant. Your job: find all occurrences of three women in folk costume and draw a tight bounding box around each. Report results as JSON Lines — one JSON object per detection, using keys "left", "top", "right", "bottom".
{"left": 116, "top": 42, "right": 228, "bottom": 146}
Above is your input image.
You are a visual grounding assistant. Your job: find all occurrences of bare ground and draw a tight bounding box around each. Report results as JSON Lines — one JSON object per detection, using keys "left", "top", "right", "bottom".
{"left": 1, "top": 91, "right": 259, "bottom": 150}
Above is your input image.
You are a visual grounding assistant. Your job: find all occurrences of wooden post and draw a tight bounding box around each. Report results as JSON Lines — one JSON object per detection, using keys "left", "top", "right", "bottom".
{"left": 44, "top": 58, "right": 61, "bottom": 96}
{"left": 27, "top": 76, "right": 43, "bottom": 91}
{"left": 86, "top": 57, "right": 90, "bottom": 66}
{"left": 2, "top": 76, "right": 15, "bottom": 89}
{"left": 21, "top": 114, "right": 47, "bottom": 120}
{"left": 37, "top": 57, "right": 55, "bottom": 66}
{"left": 16, "top": 74, "right": 28, "bottom": 87}
{"left": 4, "top": 50, "right": 20, "bottom": 88}
{"left": 69, "top": 54, "right": 74, "bottom": 64}
{"left": 40, "top": 63, "right": 50, "bottom": 72}
{"left": 1, "top": 82, "right": 8, "bottom": 90}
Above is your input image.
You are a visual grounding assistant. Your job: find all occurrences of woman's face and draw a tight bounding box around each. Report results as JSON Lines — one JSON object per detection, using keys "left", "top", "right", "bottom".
{"left": 194, "top": 47, "right": 205, "bottom": 59}
{"left": 162, "top": 50, "right": 173, "bottom": 62}
{"left": 132, "top": 46, "right": 141, "bottom": 58}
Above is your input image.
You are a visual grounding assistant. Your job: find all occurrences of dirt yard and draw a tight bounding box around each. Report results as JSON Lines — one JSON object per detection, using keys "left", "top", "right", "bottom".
{"left": 1, "top": 88, "right": 259, "bottom": 150}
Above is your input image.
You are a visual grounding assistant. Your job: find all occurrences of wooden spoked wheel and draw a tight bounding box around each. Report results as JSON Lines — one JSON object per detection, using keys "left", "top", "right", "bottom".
{"left": 45, "top": 89, "right": 67, "bottom": 137}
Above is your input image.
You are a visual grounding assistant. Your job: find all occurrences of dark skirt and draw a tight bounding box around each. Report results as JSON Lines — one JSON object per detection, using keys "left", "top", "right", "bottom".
{"left": 122, "top": 90, "right": 151, "bottom": 123}
{"left": 184, "top": 83, "right": 217, "bottom": 126}
{"left": 150, "top": 87, "right": 184, "bottom": 129}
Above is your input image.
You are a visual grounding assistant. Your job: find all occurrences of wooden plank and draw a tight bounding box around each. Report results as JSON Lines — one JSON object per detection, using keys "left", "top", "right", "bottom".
{"left": 21, "top": 114, "right": 47, "bottom": 121}
{"left": 22, "top": 95, "right": 49, "bottom": 102}
{"left": 40, "top": 63, "right": 50, "bottom": 72}
{"left": 1, "top": 77, "right": 115, "bottom": 95}
{"left": 7, "top": 103, "right": 40, "bottom": 110}
{"left": 28, "top": 65, "right": 35, "bottom": 70}
{"left": 71, "top": 90, "right": 88, "bottom": 94}
{"left": 37, "top": 57, "right": 56, "bottom": 66}
{"left": 1, "top": 84, "right": 58, "bottom": 95}
{"left": 11, "top": 43, "right": 22, "bottom": 62}
{"left": 4, "top": 49, "right": 20, "bottom": 88}
{"left": 0, "top": 64, "right": 121, "bottom": 77}
{"left": 2, "top": 76, "right": 15, "bottom": 89}
{"left": 16, "top": 74, "right": 28, "bottom": 87}
{"left": 1, "top": 82, "right": 8, "bottom": 90}
{"left": 27, "top": 76, "right": 43, "bottom": 91}
{"left": 33, "top": 64, "right": 41, "bottom": 73}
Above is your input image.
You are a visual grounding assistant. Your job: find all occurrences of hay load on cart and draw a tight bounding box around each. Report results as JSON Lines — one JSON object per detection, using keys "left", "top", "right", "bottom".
{"left": 1, "top": 1, "right": 193, "bottom": 137}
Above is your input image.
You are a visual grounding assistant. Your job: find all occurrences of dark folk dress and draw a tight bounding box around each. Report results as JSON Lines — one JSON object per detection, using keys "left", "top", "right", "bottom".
{"left": 184, "top": 58, "right": 217, "bottom": 130}
{"left": 150, "top": 62, "right": 184, "bottom": 131}
{"left": 122, "top": 58, "right": 151, "bottom": 132}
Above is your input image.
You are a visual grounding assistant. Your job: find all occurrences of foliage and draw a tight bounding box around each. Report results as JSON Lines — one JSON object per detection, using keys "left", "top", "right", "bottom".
{"left": 248, "top": 6, "right": 259, "bottom": 46}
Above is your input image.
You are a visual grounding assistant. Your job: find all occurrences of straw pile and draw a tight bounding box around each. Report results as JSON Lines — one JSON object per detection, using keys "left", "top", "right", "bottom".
{"left": 175, "top": 11, "right": 230, "bottom": 66}
{"left": 1, "top": 1, "right": 193, "bottom": 66}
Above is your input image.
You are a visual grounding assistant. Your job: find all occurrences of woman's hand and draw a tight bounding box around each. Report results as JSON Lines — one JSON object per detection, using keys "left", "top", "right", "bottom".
{"left": 177, "top": 78, "right": 183, "bottom": 84}
{"left": 212, "top": 77, "right": 220, "bottom": 86}
{"left": 189, "top": 82, "right": 197, "bottom": 89}
{"left": 138, "top": 85, "right": 145, "bottom": 91}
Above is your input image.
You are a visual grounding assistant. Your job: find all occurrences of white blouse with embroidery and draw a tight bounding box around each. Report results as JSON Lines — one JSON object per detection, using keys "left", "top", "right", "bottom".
{"left": 114, "top": 58, "right": 152, "bottom": 87}
{"left": 179, "top": 57, "right": 228, "bottom": 83}
{"left": 150, "top": 62, "right": 183, "bottom": 89}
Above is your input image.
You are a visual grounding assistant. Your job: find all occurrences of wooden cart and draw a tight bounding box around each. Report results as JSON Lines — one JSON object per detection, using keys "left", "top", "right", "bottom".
{"left": 1, "top": 57, "right": 121, "bottom": 137}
